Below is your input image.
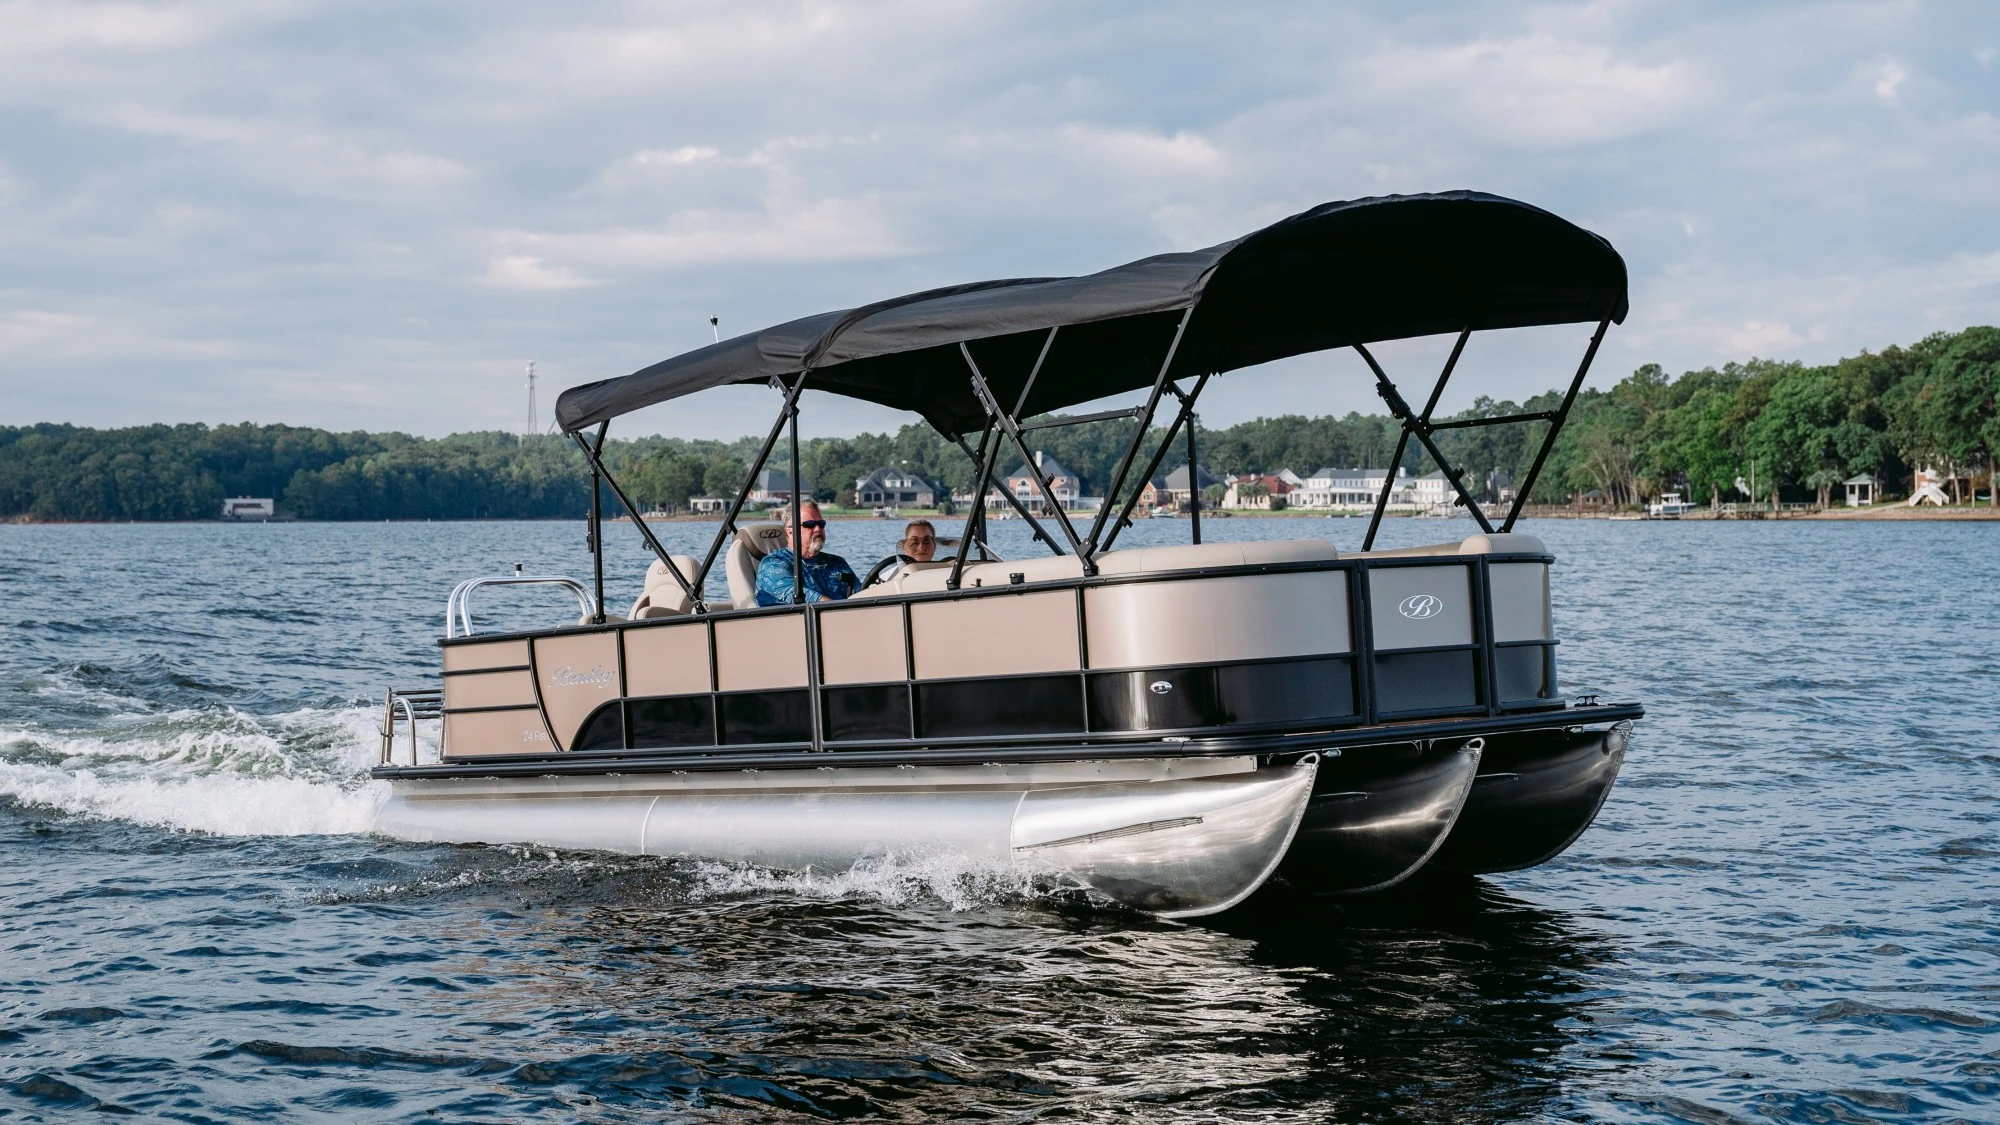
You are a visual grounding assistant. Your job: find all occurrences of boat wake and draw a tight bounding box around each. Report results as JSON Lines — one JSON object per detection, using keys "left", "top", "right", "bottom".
{"left": 0, "top": 681, "right": 389, "bottom": 836}
{"left": 305, "top": 844, "right": 1081, "bottom": 915}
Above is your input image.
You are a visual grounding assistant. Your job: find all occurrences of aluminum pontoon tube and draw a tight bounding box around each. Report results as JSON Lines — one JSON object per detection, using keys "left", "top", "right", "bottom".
{"left": 374, "top": 755, "right": 1318, "bottom": 919}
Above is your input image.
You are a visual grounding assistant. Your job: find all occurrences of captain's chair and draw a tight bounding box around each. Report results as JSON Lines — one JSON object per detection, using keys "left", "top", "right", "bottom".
{"left": 724, "top": 524, "right": 789, "bottom": 609}
{"left": 628, "top": 554, "right": 701, "bottom": 619}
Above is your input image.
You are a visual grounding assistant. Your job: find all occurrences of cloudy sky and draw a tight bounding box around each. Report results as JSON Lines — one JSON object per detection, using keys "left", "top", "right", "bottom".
{"left": 2, "top": 0, "right": 1994, "bottom": 438}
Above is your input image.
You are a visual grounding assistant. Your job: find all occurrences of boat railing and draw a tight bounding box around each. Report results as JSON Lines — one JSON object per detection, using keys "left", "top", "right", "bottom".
{"left": 445, "top": 574, "right": 592, "bottom": 638}
{"left": 380, "top": 686, "right": 444, "bottom": 766}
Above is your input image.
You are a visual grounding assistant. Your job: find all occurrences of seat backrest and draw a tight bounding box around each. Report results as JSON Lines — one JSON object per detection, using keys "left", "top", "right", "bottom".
{"left": 725, "top": 524, "right": 789, "bottom": 609}
{"left": 629, "top": 554, "right": 700, "bottom": 619}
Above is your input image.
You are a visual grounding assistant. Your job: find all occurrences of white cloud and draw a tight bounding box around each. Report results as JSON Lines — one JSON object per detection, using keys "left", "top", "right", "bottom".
{"left": 495, "top": 197, "right": 914, "bottom": 273}
{"left": 0, "top": 1, "right": 1994, "bottom": 435}
{"left": 0, "top": 309, "right": 233, "bottom": 360}
{"left": 0, "top": 1, "right": 212, "bottom": 55}
{"left": 1874, "top": 59, "right": 1907, "bottom": 103}
{"left": 481, "top": 255, "right": 598, "bottom": 290}
{"left": 1352, "top": 31, "right": 1706, "bottom": 147}
{"left": 1724, "top": 320, "right": 1810, "bottom": 355}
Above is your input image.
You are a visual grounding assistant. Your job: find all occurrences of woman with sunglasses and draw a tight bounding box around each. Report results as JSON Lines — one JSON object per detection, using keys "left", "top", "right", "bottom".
{"left": 898, "top": 519, "right": 937, "bottom": 563}
{"left": 754, "top": 501, "right": 859, "bottom": 606}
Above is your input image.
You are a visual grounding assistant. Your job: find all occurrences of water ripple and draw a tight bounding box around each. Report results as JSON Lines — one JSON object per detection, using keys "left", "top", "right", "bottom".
{"left": 1, "top": 518, "right": 1996, "bottom": 1121}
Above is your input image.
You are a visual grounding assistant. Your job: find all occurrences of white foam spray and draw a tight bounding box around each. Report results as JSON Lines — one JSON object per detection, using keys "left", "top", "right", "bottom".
{"left": 0, "top": 702, "right": 390, "bottom": 837}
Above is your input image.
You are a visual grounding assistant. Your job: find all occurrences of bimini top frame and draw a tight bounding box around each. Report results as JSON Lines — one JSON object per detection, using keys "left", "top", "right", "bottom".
{"left": 552, "top": 191, "right": 1628, "bottom": 615}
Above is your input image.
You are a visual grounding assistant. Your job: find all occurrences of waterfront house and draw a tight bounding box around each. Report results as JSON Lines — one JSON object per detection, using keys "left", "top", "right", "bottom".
{"left": 997, "top": 451, "right": 1084, "bottom": 512}
{"left": 220, "top": 497, "right": 275, "bottom": 519}
{"left": 749, "top": 468, "right": 800, "bottom": 506}
{"left": 1410, "top": 469, "right": 1453, "bottom": 511}
{"left": 1222, "top": 474, "right": 1294, "bottom": 510}
{"left": 689, "top": 497, "right": 728, "bottom": 514}
{"left": 1163, "top": 464, "right": 1219, "bottom": 509}
{"left": 1843, "top": 474, "right": 1877, "bottom": 507}
{"left": 855, "top": 467, "right": 938, "bottom": 509}
{"left": 1291, "top": 467, "right": 1398, "bottom": 510}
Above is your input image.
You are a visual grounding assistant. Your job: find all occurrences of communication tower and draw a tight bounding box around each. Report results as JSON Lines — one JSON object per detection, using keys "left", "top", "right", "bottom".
{"left": 524, "top": 361, "right": 537, "bottom": 445}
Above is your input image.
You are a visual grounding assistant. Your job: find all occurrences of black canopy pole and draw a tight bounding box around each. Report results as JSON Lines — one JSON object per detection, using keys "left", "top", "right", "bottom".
{"left": 1100, "top": 373, "right": 1209, "bottom": 555}
{"left": 588, "top": 422, "right": 608, "bottom": 623}
{"left": 572, "top": 432, "right": 703, "bottom": 612}
{"left": 1361, "top": 429, "right": 1412, "bottom": 552}
{"left": 693, "top": 370, "right": 809, "bottom": 600}
{"left": 950, "top": 424, "right": 1006, "bottom": 590}
{"left": 960, "top": 342, "right": 1085, "bottom": 559}
{"left": 952, "top": 434, "right": 1061, "bottom": 554}
{"left": 1185, "top": 408, "right": 1201, "bottom": 545}
{"left": 1084, "top": 305, "right": 1195, "bottom": 558}
{"left": 788, "top": 390, "right": 805, "bottom": 606}
{"left": 1012, "top": 326, "right": 1059, "bottom": 416}
{"left": 1359, "top": 330, "right": 1469, "bottom": 551}
{"left": 1355, "top": 342, "right": 1495, "bottom": 535}
{"left": 1421, "top": 329, "right": 1473, "bottom": 421}
{"left": 1506, "top": 318, "right": 1611, "bottom": 531}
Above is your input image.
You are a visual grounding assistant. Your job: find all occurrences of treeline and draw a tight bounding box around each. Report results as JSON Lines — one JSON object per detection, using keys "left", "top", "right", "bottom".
{"left": 4, "top": 326, "right": 1992, "bottom": 521}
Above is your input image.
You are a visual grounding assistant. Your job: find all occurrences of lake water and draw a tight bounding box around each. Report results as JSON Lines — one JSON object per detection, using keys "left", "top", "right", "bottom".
{"left": 2, "top": 515, "right": 1995, "bottom": 1122}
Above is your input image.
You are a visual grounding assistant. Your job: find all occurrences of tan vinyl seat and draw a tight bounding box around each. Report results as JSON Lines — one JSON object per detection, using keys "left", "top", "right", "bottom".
{"left": 628, "top": 554, "right": 701, "bottom": 619}
{"left": 724, "top": 524, "right": 790, "bottom": 609}
{"left": 859, "top": 539, "right": 1339, "bottom": 596}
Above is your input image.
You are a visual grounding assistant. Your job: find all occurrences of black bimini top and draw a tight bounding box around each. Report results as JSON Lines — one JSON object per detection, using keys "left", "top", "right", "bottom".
{"left": 555, "top": 191, "right": 1628, "bottom": 439}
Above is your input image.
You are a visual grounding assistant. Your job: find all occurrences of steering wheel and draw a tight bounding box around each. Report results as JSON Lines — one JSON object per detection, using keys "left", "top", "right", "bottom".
{"left": 863, "top": 553, "right": 916, "bottom": 587}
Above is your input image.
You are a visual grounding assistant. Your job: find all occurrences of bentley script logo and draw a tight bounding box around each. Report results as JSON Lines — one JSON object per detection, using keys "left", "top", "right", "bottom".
{"left": 548, "top": 664, "right": 614, "bottom": 688}
{"left": 1397, "top": 594, "right": 1443, "bottom": 620}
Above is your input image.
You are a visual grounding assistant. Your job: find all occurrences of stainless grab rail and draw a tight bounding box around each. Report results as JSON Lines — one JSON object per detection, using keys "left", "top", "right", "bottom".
{"left": 380, "top": 687, "right": 444, "bottom": 766}
{"left": 445, "top": 575, "right": 592, "bottom": 638}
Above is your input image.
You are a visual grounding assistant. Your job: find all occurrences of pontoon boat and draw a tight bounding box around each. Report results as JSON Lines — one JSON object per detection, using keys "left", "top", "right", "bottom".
{"left": 374, "top": 192, "right": 1643, "bottom": 917}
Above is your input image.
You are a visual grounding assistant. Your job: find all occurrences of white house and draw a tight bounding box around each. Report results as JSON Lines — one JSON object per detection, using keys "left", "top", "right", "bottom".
{"left": 1291, "top": 467, "right": 1398, "bottom": 510}
{"left": 995, "top": 450, "right": 1084, "bottom": 512}
{"left": 1409, "top": 469, "right": 1453, "bottom": 511}
{"left": 854, "top": 467, "right": 938, "bottom": 508}
{"left": 220, "top": 497, "right": 275, "bottom": 519}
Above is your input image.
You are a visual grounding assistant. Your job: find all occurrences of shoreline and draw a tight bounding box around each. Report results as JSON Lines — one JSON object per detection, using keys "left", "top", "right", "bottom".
{"left": 9, "top": 508, "right": 1998, "bottom": 525}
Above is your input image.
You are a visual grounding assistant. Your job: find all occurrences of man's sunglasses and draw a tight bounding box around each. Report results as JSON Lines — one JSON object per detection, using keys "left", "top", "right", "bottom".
{"left": 798, "top": 519, "right": 827, "bottom": 530}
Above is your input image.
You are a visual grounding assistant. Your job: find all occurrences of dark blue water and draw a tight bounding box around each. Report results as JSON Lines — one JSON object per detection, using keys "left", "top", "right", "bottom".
{"left": 2, "top": 516, "right": 1995, "bottom": 1122}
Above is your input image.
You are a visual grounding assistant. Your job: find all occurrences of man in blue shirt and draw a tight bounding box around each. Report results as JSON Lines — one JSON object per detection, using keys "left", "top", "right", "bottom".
{"left": 755, "top": 501, "right": 858, "bottom": 606}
